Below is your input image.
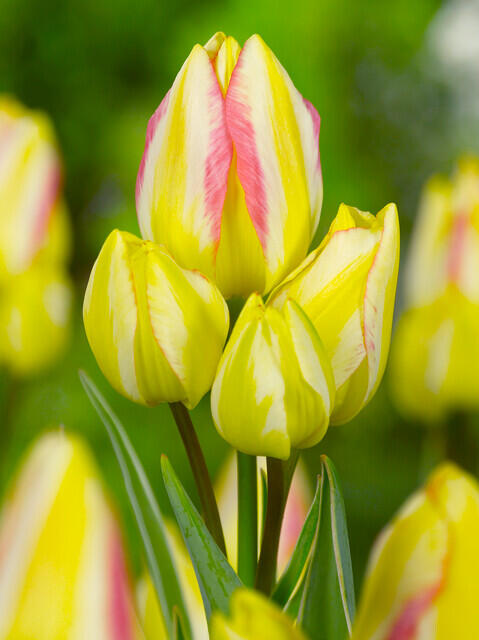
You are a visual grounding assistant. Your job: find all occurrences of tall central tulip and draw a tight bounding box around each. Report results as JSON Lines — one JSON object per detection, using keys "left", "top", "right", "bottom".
{"left": 136, "top": 32, "right": 322, "bottom": 298}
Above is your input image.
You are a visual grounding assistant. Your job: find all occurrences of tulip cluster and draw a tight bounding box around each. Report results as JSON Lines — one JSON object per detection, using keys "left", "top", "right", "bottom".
{"left": 84, "top": 31, "right": 400, "bottom": 460}
{"left": 0, "top": 98, "right": 72, "bottom": 376}
{"left": 390, "top": 158, "right": 479, "bottom": 421}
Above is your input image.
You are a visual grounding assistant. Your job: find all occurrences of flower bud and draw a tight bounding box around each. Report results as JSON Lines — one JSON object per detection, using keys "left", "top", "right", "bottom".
{"left": 0, "top": 264, "right": 72, "bottom": 376}
{"left": 136, "top": 32, "right": 322, "bottom": 298}
{"left": 83, "top": 230, "right": 229, "bottom": 408}
{"left": 269, "top": 202, "right": 400, "bottom": 424}
{"left": 211, "top": 588, "right": 307, "bottom": 640}
{"left": 0, "top": 431, "right": 141, "bottom": 639}
{"left": 389, "top": 286, "right": 479, "bottom": 421}
{"left": 352, "top": 463, "right": 479, "bottom": 639}
{"left": 211, "top": 293, "right": 334, "bottom": 459}
{"left": 0, "top": 96, "right": 63, "bottom": 281}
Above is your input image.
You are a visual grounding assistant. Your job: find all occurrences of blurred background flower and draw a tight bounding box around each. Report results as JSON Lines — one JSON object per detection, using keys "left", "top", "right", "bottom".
{"left": 1, "top": 0, "right": 479, "bottom": 591}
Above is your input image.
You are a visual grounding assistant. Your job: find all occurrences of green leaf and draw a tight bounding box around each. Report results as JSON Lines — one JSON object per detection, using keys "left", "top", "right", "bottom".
{"left": 173, "top": 607, "right": 188, "bottom": 640}
{"left": 161, "top": 455, "right": 242, "bottom": 619}
{"left": 79, "top": 371, "right": 191, "bottom": 640}
{"left": 272, "top": 476, "right": 321, "bottom": 607}
{"left": 298, "top": 456, "right": 356, "bottom": 640}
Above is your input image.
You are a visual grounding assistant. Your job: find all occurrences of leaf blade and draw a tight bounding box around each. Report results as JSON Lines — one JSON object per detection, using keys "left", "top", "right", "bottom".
{"left": 161, "top": 455, "right": 242, "bottom": 619}
{"left": 80, "top": 371, "right": 191, "bottom": 640}
{"left": 298, "top": 456, "right": 355, "bottom": 640}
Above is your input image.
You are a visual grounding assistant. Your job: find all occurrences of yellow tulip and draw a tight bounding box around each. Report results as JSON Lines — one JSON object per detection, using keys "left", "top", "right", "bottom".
{"left": 269, "top": 202, "right": 400, "bottom": 424}
{"left": 352, "top": 463, "right": 479, "bottom": 640}
{"left": 0, "top": 96, "right": 65, "bottom": 281}
{"left": 0, "top": 431, "right": 142, "bottom": 640}
{"left": 211, "top": 293, "right": 334, "bottom": 459}
{"left": 390, "top": 286, "right": 479, "bottom": 421}
{"left": 390, "top": 157, "right": 479, "bottom": 421}
{"left": 210, "top": 588, "right": 307, "bottom": 640}
{"left": 0, "top": 264, "right": 72, "bottom": 376}
{"left": 136, "top": 32, "right": 322, "bottom": 298}
{"left": 404, "top": 157, "right": 479, "bottom": 309}
{"left": 83, "top": 229, "right": 229, "bottom": 408}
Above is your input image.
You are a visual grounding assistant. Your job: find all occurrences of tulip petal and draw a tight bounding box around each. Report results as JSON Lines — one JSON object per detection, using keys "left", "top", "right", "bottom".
{"left": 362, "top": 203, "right": 400, "bottom": 404}
{"left": 136, "top": 45, "right": 233, "bottom": 281}
{"left": 225, "top": 35, "right": 322, "bottom": 292}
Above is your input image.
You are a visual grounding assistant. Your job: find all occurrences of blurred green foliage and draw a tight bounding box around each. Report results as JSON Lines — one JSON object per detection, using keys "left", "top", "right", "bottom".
{"left": 1, "top": 0, "right": 467, "bottom": 591}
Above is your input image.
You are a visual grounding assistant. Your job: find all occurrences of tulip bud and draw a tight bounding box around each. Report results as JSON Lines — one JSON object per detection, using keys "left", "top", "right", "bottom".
{"left": 352, "top": 463, "right": 479, "bottom": 639}
{"left": 0, "top": 264, "right": 72, "bottom": 376}
{"left": 269, "top": 202, "right": 400, "bottom": 424}
{"left": 83, "top": 230, "right": 229, "bottom": 408}
{"left": 211, "top": 293, "right": 334, "bottom": 459}
{"left": 136, "top": 32, "right": 322, "bottom": 298}
{"left": 210, "top": 588, "right": 307, "bottom": 640}
{"left": 0, "top": 96, "right": 62, "bottom": 281}
{"left": 389, "top": 286, "right": 479, "bottom": 421}
{"left": 404, "top": 157, "right": 479, "bottom": 309}
{"left": 0, "top": 431, "right": 141, "bottom": 639}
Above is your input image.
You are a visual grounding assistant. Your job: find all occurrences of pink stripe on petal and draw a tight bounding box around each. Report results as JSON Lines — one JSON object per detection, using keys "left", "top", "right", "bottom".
{"left": 387, "top": 584, "right": 440, "bottom": 640}
{"left": 303, "top": 98, "right": 321, "bottom": 170}
{"left": 108, "top": 525, "right": 135, "bottom": 640}
{"left": 204, "top": 81, "right": 233, "bottom": 241}
{"left": 447, "top": 212, "right": 468, "bottom": 283}
{"left": 225, "top": 54, "right": 268, "bottom": 249}
{"left": 135, "top": 90, "right": 171, "bottom": 206}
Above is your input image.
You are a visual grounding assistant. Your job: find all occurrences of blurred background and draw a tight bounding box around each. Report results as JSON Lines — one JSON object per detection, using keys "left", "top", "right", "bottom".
{"left": 1, "top": 0, "right": 479, "bottom": 590}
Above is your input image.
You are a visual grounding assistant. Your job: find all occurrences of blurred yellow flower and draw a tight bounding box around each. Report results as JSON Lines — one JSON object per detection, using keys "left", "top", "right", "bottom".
{"left": 0, "top": 97, "right": 72, "bottom": 376}
{"left": 270, "top": 202, "right": 400, "bottom": 424}
{"left": 390, "top": 158, "right": 479, "bottom": 420}
{"left": 136, "top": 32, "right": 322, "bottom": 298}
{"left": 352, "top": 463, "right": 479, "bottom": 640}
{"left": 84, "top": 230, "right": 229, "bottom": 408}
{"left": 0, "top": 431, "right": 142, "bottom": 640}
{"left": 210, "top": 588, "right": 307, "bottom": 640}
{"left": 211, "top": 293, "right": 335, "bottom": 459}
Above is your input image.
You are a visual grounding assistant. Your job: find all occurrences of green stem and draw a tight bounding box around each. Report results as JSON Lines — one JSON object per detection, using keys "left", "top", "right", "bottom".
{"left": 255, "top": 452, "right": 299, "bottom": 594}
{"left": 446, "top": 411, "right": 478, "bottom": 475}
{"left": 169, "top": 403, "right": 226, "bottom": 555}
{"left": 237, "top": 452, "right": 257, "bottom": 586}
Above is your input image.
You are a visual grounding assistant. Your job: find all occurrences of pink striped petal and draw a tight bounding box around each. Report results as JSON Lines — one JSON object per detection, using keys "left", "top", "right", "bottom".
{"left": 135, "top": 45, "right": 233, "bottom": 281}
{"left": 225, "top": 35, "right": 322, "bottom": 291}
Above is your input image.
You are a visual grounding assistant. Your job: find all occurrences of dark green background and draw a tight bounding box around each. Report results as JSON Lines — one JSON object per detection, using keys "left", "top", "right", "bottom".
{"left": 0, "top": 0, "right": 474, "bottom": 592}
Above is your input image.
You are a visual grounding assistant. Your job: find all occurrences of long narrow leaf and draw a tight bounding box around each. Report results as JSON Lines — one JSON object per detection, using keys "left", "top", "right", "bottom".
{"left": 298, "top": 456, "right": 355, "bottom": 640}
{"left": 161, "top": 455, "right": 242, "bottom": 619}
{"left": 80, "top": 371, "right": 191, "bottom": 640}
{"left": 273, "top": 475, "right": 321, "bottom": 607}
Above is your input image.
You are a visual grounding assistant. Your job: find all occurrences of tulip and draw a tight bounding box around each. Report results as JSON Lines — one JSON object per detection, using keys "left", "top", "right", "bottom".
{"left": 0, "top": 431, "right": 142, "bottom": 639}
{"left": 269, "top": 202, "right": 400, "bottom": 424}
{"left": 83, "top": 229, "right": 229, "bottom": 408}
{"left": 390, "top": 286, "right": 479, "bottom": 421}
{"left": 352, "top": 463, "right": 479, "bottom": 640}
{"left": 0, "top": 97, "right": 63, "bottom": 281}
{"left": 404, "top": 157, "right": 479, "bottom": 309}
{"left": 0, "top": 264, "right": 72, "bottom": 376}
{"left": 390, "top": 158, "right": 479, "bottom": 421}
{"left": 136, "top": 32, "right": 322, "bottom": 299}
{"left": 211, "top": 293, "right": 334, "bottom": 459}
{"left": 210, "top": 588, "right": 307, "bottom": 640}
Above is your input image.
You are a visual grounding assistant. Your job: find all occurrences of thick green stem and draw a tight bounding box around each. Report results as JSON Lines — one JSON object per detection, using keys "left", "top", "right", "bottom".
{"left": 255, "top": 453, "right": 299, "bottom": 594}
{"left": 446, "top": 411, "right": 479, "bottom": 475}
{"left": 169, "top": 402, "right": 226, "bottom": 555}
{"left": 237, "top": 452, "right": 257, "bottom": 586}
